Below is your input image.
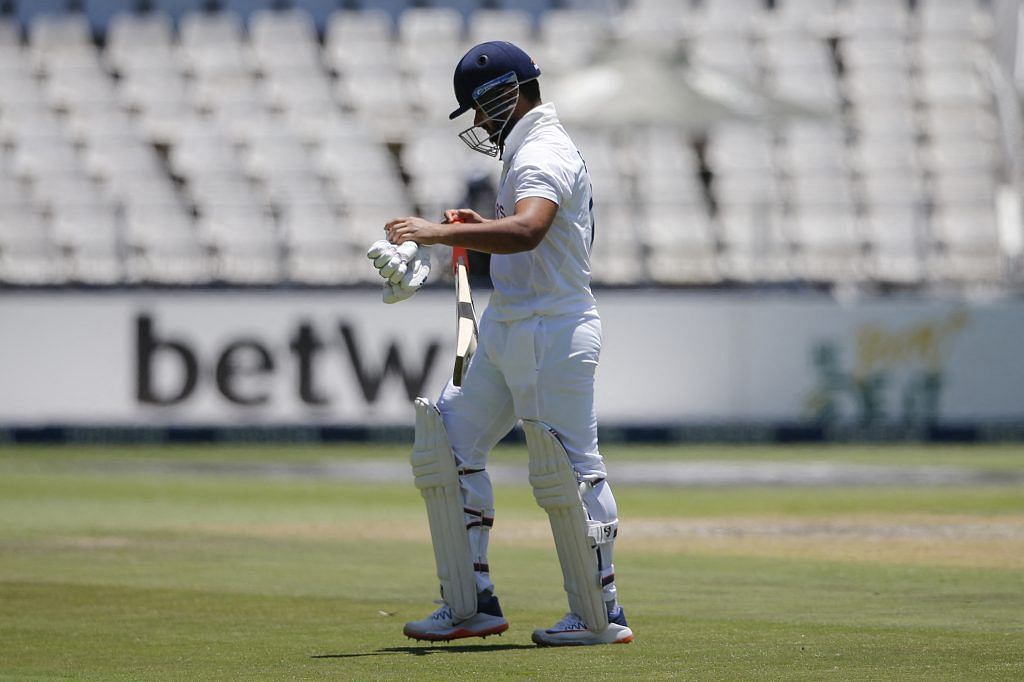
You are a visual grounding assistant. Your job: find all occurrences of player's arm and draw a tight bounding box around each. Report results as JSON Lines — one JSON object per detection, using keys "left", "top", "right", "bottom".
{"left": 385, "top": 197, "right": 556, "bottom": 255}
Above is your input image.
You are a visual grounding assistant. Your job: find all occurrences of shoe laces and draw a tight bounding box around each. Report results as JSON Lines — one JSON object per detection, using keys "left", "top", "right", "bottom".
{"left": 429, "top": 600, "right": 453, "bottom": 622}
{"left": 551, "top": 612, "right": 588, "bottom": 632}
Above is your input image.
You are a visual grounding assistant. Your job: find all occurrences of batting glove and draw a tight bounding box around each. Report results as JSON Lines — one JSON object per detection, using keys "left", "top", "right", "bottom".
{"left": 368, "top": 239, "right": 431, "bottom": 304}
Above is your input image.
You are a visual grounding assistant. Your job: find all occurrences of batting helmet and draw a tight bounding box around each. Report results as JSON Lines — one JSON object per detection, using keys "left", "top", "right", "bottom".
{"left": 449, "top": 41, "right": 542, "bottom": 120}
{"left": 449, "top": 41, "right": 541, "bottom": 156}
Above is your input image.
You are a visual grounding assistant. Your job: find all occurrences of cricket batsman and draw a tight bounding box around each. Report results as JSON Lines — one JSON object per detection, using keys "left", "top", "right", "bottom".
{"left": 368, "top": 41, "right": 632, "bottom": 647}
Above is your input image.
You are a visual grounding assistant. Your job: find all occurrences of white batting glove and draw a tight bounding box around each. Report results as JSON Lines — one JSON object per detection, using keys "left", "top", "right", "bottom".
{"left": 400, "top": 252, "right": 431, "bottom": 289}
{"left": 396, "top": 242, "right": 419, "bottom": 261}
{"left": 387, "top": 261, "right": 408, "bottom": 284}
{"left": 368, "top": 240, "right": 420, "bottom": 278}
{"left": 367, "top": 239, "right": 392, "bottom": 259}
{"left": 378, "top": 253, "right": 403, "bottom": 279}
{"left": 382, "top": 245, "right": 432, "bottom": 304}
{"left": 368, "top": 240, "right": 401, "bottom": 280}
{"left": 382, "top": 281, "right": 417, "bottom": 304}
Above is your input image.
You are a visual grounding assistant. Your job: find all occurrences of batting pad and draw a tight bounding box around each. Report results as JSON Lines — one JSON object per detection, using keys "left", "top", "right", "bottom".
{"left": 410, "top": 398, "right": 477, "bottom": 621}
{"left": 523, "top": 420, "right": 610, "bottom": 633}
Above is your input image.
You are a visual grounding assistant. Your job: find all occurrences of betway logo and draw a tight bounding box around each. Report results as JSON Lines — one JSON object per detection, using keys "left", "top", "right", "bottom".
{"left": 135, "top": 315, "right": 441, "bottom": 407}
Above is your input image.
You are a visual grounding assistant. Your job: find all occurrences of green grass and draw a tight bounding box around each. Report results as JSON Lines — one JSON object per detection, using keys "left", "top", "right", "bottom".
{"left": 6, "top": 442, "right": 1024, "bottom": 469}
{"left": 1, "top": 445, "right": 1023, "bottom": 680}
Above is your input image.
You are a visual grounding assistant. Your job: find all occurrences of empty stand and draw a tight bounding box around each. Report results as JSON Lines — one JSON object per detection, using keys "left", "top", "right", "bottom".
{"left": 0, "top": 0, "right": 1015, "bottom": 291}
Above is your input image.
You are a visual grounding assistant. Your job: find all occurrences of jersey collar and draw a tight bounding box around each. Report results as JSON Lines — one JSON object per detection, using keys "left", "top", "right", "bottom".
{"left": 501, "top": 102, "right": 559, "bottom": 162}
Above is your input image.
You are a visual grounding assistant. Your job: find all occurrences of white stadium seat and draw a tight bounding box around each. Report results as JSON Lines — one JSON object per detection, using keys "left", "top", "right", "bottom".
{"left": 188, "top": 177, "right": 266, "bottom": 213}
{"left": 29, "top": 174, "right": 107, "bottom": 211}
{"left": 706, "top": 124, "right": 775, "bottom": 174}
{"left": 788, "top": 174, "right": 857, "bottom": 212}
{"left": 850, "top": 104, "right": 919, "bottom": 140}
{"left": 931, "top": 173, "right": 998, "bottom": 209}
{"left": 770, "top": 0, "right": 839, "bottom": 31}
{"left": 841, "top": 37, "right": 911, "bottom": 72}
{"left": 243, "top": 137, "right": 317, "bottom": 181}
{"left": 837, "top": 0, "right": 911, "bottom": 38}
{"left": 537, "top": 10, "right": 609, "bottom": 77}
{"left": 263, "top": 73, "right": 337, "bottom": 113}
{"left": 641, "top": 205, "right": 720, "bottom": 285}
{"left": 917, "top": 0, "right": 994, "bottom": 39}
{"left": 921, "top": 104, "right": 998, "bottom": 142}
{"left": 122, "top": 204, "right": 197, "bottom": 248}
{"left": 914, "top": 37, "right": 986, "bottom": 72}
{"left": 250, "top": 8, "right": 318, "bottom": 46}
{"left": 617, "top": 5, "right": 687, "bottom": 46}
{"left": 346, "top": 205, "right": 414, "bottom": 254}
{"left": 12, "top": 140, "right": 82, "bottom": 180}
{"left": 789, "top": 208, "right": 864, "bottom": 282}
{"left": 917, "top": 68, "right": 990, "bottom": 107}
{"left": 0, "top": 231, "right": 69, "bottom": 285}
{"left": 922, "top": 140, "right": 1000, "bottom": 174}
{"left": 693, "top": 0, "right": 768, "bottom": 34}
{"left": 180, "top": 10, "right": 244, "bottom": 49}
{"left": 283, "top": 209, "right": 365, "bottom": 285}
{"left": 717, "top": 205, "right": 792, "bottom": 282}
{"left": 860, "top": 173, "right": 927, "bottom": 212}
{"left": 689, "top": 36, "right": 761, "bottom": 82}
{"left": 862, "top": 206, "right": 927, "bottom": 284}
{"left": 398, "top": 7, "right": 464, "bottom": 46}
{"left": 127, "top": 240, "right": 213, "bottom": 285}
{"left": 29, "top": 13, "right": 93, "bottom": 55}
{"left": 0, "top": 207, "right": 47, "bottom": 245}
{"left": 929, "top": 204, "right": 1004, "bottom": 283}
{"left": 104, "top": 176, "right": 182, "bottom": 208}
{"left": 850, "top": 137, "right": 921, "bottom": 175}
{"left": 468, "top": 10, "right": 535, "bottom": 48}
{"left": 324, "top": 10, "right": 394, "bottom": 75}
{"left": 107, "top": 11, "right": 174, "bottom": 47}
{"left": 170, "top": 139, "right": 242, "bottom": 180}
{"left": 250, "top": 10, "right": 322, "bottom": 75}
{"left": 589, "top": 202, "right": 645, "bottom": 285}
{"left": 764, "top": 36, "right": 835, "bottom": 74}
{"left": 778, "top": 122, "right": 848, "bottom": 174}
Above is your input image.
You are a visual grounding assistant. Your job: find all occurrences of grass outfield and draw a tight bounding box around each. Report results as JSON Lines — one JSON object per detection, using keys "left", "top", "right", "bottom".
{"left": 1, "top": 444, "right": 1022, "bottom": 680}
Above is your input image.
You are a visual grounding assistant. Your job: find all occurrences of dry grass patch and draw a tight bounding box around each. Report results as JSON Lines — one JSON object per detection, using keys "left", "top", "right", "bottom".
{"left": 180, "top": 514, "right": 1024, "bottom": 570}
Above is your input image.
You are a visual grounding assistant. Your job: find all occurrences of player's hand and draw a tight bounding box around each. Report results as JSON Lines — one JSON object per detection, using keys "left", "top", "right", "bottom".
{"left": 385, "top": 216, "right": 444, "bottom": 245}
{"left": 444, "top": 208, "right": 486, "bottom": 224}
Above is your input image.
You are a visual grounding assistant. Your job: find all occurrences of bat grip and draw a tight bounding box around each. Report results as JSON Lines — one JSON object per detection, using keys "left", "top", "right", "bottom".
{"left": 449, "top": 217, "right": 467, "bottom": 274}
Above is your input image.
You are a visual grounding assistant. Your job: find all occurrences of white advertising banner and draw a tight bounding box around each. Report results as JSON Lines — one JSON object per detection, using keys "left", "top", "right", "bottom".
{"left": 1, "top": 291, "right": 1022, "bottom": 428}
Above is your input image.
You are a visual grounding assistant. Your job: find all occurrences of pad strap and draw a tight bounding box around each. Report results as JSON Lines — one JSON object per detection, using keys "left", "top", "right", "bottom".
{"left": 586, "top": 519, "right": 618, "bottom": 547}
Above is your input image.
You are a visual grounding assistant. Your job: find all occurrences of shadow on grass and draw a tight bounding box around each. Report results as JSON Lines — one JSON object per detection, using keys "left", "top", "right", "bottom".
{"left": 313, "top": 643, "right": 536, "bottom": 658}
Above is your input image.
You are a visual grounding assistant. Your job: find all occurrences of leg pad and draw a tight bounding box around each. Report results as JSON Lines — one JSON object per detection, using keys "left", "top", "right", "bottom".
{"left": 523, "top": 419, "right": 609, "bottom": 633}
{"left": 411, "top": 397, "right": 477, "bottom": 621}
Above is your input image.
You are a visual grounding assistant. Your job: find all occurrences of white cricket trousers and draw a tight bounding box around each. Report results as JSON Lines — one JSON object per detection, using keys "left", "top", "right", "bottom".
{"left": 436, "top": 307, "right": 618, "bottom": 605}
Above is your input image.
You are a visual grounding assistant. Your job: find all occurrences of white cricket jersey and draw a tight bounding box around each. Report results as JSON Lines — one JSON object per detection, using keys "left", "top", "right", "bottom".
{"left": 488, "top": 102, "right": 597, "bottom": 321}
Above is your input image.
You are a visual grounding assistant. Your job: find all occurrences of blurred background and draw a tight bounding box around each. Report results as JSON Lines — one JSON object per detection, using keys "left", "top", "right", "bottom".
{"left": 0, "top": 0, "right": 1022, "bottom": 443}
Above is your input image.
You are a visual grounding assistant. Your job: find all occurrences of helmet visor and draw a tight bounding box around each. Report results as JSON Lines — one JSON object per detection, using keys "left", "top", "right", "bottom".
{"left": 457, "top": 72, "right": 523, "bottom": 157}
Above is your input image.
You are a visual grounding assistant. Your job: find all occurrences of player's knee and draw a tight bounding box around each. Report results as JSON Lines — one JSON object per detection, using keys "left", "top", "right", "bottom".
{"left": 436, "top": 387, "right": 455, "bottom": 416}
{"left": 581, "top": 478, "right": 618, "bottom": 523}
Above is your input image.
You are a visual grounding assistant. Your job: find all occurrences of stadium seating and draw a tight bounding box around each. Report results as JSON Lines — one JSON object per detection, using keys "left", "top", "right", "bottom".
{"left": 0, "top": 0, "right": 1016, "bottom": 290}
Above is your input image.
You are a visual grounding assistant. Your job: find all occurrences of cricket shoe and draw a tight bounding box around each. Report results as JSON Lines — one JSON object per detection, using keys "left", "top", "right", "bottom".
{"left": 531, "top": 606, "right": 633, "bottom": 647}
{"left": 403, "top": 592, "right": 509, "bottom": 642}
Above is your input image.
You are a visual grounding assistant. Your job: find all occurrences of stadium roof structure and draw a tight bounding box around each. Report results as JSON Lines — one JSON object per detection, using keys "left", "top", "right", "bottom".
{"left": 549, "top": 43, "right": 829, "bottom": 130}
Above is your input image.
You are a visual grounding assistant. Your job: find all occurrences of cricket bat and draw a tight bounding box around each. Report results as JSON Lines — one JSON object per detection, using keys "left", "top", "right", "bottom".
{"left": 452, "top": 242, "right": 478, "bottom": 388}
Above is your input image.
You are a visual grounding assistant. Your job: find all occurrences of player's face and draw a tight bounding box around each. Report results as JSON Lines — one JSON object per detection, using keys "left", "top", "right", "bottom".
{"left": 474, "top": 106, "right": 497, "bottom": 135}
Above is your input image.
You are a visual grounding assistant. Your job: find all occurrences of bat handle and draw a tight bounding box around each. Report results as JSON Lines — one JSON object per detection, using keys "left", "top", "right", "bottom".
{"left": 452, "top": 247, "right": 468, "bottom": 274}
{"left": 449, "top": 217, "right": 467, "bottom": 274}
